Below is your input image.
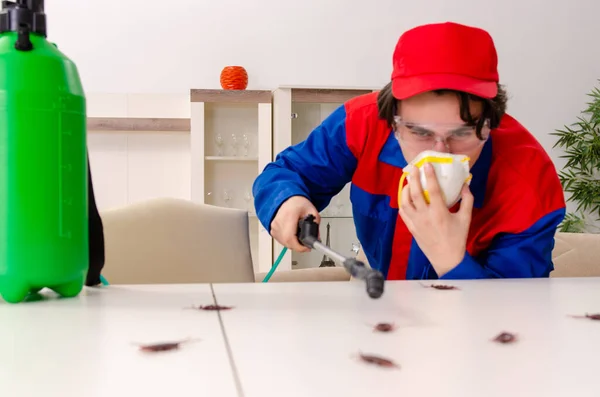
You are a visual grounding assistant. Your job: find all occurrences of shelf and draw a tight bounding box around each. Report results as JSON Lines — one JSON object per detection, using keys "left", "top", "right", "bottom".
{"left": 204, "top": 164, "right": 256, "bottom": 209}
{"left": 190, "top": 89, "right": 273, "bottom": 274}
{"left": 190, "top": 89, "right": 271, "bottom": 104}
{"left": 87, "top": 117, "right": 190, "bottom": 132}
{"left": 278, "top": 84, "right": 381, "bottom": 91}
{"left": 205, "top": 156, "right": 258, "bottom": 161}
{"left": 290, "top": 88, "right": 374, "bottom": 103}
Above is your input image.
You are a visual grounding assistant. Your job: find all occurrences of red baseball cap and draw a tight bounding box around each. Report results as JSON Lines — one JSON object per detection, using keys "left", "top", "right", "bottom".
{"left": 391, "top": 22, "right": 499, "bottom": 100}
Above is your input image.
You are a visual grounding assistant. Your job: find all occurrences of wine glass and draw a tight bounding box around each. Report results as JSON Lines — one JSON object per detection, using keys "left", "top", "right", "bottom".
{"left": 242, "top": 133, "right": 250, "bottom": 157}
{"left": 231, "top": 134, "right": 239, "bottom": 157}
{"left": 223, "top": 189, "right": 232, "bottom": 207}
{"left": 214, "top": 133, "right": 224, "bottom": 156}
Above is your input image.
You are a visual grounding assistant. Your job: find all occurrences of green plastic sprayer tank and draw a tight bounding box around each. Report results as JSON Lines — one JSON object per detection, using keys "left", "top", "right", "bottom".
{"left": 0, "top": 0, "right": 88, "bottom": 303}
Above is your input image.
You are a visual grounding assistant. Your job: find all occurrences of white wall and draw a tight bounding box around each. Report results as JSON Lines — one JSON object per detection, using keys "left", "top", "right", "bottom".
{"left": 47, "top": 0, "right": 599, "bottom": 168}
{"left": 44, "top": 0, "right": 600, "bottom": 219}
{"left": 86, "top": 94, "right": 192, "bottom": 211}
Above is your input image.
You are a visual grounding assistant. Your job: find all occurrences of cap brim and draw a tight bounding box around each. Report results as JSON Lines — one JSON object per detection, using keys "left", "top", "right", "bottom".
{"left": 392, "top": 74, "right": 498, "bottom": 100}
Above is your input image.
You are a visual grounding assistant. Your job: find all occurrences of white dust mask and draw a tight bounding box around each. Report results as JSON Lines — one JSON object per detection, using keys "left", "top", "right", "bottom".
{"left": 398, "top": 150, "right": 472, "bottom": 208}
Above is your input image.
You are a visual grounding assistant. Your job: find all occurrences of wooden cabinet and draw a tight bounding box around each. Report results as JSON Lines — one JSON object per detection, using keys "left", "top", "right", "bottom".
{"left": 271, "top": 86, "right": 378, "bottom": 271}
{"left": 189, "top": 89, "right": 273, "bottom": 273}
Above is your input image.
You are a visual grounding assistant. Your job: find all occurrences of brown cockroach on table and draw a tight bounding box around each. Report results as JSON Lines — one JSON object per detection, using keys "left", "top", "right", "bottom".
{"left": 134, "top": 338, "right": 199, "bottom": 353}
{"left": 420, "top": 282, "right": 460, "bottom": 290}
{"left": 492, "top": 332, "right": 517, "bottom": 344}
{"left": 368, "top": 322, "right": 397, "bottom": 333}
{"left": 569, "top": 313, "right": 600, "bottom": 321}
{"left": 184, "top": 304, "right": 234, "bottom": 311}
{"left": 355, "top": 352, "right": 400, "bottom": 369}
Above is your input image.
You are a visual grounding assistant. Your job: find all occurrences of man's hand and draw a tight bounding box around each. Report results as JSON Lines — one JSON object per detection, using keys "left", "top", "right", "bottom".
{"left": 270, "top": 196, "right": 320, "bottom": 253}
{"left": 398, "top": 163, "right": 474, "bottom": 277}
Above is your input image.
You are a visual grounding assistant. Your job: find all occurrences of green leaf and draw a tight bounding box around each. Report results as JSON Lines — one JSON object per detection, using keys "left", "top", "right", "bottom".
{"left": 558, "top": 212, "right": 587, "bottom": 233}
{"left": 553, "top": 80, "right": 600, "bottom": 234}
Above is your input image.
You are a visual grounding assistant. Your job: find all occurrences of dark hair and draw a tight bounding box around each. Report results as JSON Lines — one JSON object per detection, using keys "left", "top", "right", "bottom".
{"left": 376, "top": 82, "right": 508, "bottom": 139}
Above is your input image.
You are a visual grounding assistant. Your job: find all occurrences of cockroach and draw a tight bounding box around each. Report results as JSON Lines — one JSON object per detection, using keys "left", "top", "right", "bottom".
{"left": 420, "top": 282, "right": 460, "bottom": 290}
{"left": 355, "top": 352, "right": 399, "bottom": 369}
{"left": 569, "top": 313, "right": 600, "bottom": 321}
{"left": 370, "top": 322, "right": 397, "bottom": 333}
{"left": 492, "top": 332, "right": 517, "bottom": 344}
{"left": 185, "top": 304, "right": 234, "bottom": 311}
{"left": 134, "top": 338, "right": 198, "bottom": 353}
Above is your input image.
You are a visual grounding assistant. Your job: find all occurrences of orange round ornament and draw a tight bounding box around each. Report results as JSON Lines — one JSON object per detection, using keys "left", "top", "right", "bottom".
{"left": 220, "top": 66, "right": 248, "bottom": 90}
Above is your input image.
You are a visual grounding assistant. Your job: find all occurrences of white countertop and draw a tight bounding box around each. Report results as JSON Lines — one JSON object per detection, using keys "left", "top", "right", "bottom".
{"left": 1, "top": 278, "right": 599, "bottom": 397}
{"left": 0, "top": 284, "right": 238, "bottom": 397}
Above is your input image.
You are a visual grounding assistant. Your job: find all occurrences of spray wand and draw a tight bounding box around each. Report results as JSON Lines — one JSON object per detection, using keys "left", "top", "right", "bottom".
{"left": 263, "top": 215, "right": 385, "bottom": 299}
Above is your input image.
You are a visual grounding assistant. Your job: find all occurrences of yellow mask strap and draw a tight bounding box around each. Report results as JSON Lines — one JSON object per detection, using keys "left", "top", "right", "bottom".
{"left": 413, "top": 156, "right": 453, "bottom": 168}
{"left": 398, "top": 171, "right": 432, "bottom": 206}
{"left": 398, "top": 171, "right": 408, "bottom": 206}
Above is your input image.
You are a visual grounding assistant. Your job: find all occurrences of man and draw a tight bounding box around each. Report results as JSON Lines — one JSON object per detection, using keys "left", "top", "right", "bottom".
{"left": 252, "top": 22, "right": 566, "bottom": 280}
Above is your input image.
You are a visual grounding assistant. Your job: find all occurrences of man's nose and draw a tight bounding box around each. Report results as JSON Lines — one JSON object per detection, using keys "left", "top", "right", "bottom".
{"left": 433, "top": 138, "right": 450, "bottom": 152}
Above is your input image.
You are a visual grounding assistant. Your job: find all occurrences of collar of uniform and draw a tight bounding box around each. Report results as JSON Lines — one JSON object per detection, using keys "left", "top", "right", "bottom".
{"left": 378, "top": 130, "right": 491, "bottom": 209}
{"left": 378, "top": 130, "right": 408, "bottom": 169}
{"left": 468, "top": 137, "right": 492, "bottom": 209}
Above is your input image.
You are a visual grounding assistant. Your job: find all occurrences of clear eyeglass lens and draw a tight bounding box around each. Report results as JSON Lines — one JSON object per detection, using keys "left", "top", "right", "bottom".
{"left": 394, "top": 116, "right": 489, "bottom": 151}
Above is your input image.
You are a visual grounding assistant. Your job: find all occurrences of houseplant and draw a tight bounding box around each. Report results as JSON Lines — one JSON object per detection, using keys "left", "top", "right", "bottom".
{"left": 551, "top": 80, "right": 600, "bottom": 233}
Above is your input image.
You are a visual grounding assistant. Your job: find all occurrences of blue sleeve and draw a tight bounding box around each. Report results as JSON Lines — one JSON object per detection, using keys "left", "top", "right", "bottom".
{"left": 252, "top": 105, "right": 358, "bottom": 233}
{"left": 440, "top": 207, "right": 566, "bottom": 279}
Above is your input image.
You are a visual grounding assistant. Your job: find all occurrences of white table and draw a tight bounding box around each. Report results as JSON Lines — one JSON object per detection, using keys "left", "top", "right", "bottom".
{"left": 1, "top": 278, "right": 599, "bottom": 397}
{"left": 0, "top": 284, "right": 239, "bottom": 397}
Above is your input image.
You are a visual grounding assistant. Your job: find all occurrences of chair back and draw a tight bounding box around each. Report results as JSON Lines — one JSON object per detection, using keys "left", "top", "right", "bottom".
{"left": 100, "top": 198, "right": 255, "bottom": 284}
{"left": 551, "top": 232, "right": 600, "bottom": 277}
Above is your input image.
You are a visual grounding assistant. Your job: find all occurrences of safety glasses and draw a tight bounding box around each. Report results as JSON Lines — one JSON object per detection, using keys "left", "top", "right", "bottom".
{"left": 393, "top": 116, "right": 490, "bottom": 152}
